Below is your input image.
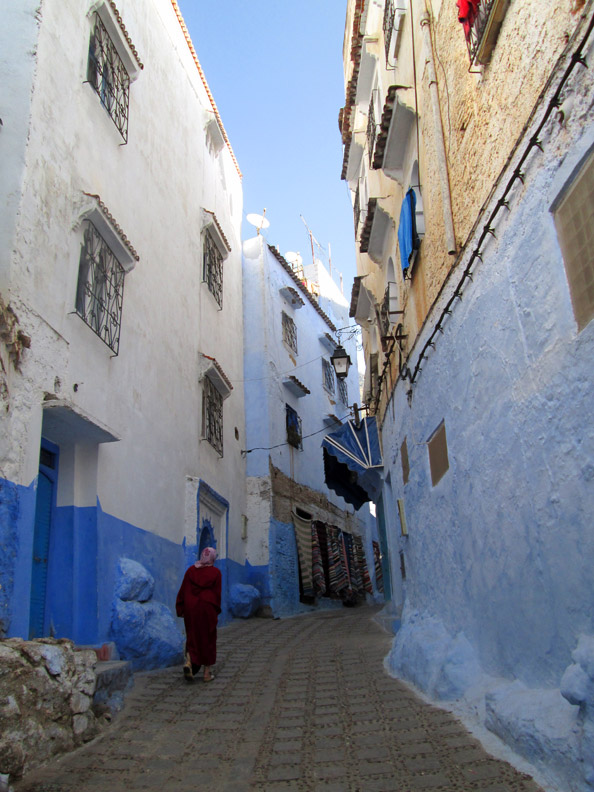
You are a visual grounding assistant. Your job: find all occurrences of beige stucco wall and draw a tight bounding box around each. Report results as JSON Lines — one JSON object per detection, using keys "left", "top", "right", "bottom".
{"left": 341, "top": 0, "right": 582, "bottom": 419}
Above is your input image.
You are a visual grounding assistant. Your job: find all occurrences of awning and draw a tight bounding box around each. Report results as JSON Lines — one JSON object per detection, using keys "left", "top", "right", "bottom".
{"left": 322, "top": 417, "right": 383, "bottom": 510}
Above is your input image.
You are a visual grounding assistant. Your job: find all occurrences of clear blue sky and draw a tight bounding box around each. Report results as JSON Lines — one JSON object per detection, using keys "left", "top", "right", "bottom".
{"left": 176, "top": 1, "right": 357, "bottom": 294}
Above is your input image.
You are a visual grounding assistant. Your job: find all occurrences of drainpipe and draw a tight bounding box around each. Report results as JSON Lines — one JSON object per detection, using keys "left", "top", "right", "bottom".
{"left": 420, "top": 10, "right": 457, "bottom": 256}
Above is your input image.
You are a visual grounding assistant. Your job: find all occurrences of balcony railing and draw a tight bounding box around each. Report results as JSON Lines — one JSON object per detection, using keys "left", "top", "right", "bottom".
{"left": 462, "top": 0, "right": 510, "bottom": 68}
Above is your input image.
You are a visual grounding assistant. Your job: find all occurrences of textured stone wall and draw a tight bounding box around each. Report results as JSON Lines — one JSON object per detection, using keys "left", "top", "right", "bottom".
{"left": 0, "top": 639, "right": 102, "bottom": 781}
{"left": 407, "top": 0, "right": 576, "bottom": 338}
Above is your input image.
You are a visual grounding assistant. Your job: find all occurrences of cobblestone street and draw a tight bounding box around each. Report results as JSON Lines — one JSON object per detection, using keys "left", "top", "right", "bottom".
{"left": 16, "top": 607, "right": 544, "bottom": 792}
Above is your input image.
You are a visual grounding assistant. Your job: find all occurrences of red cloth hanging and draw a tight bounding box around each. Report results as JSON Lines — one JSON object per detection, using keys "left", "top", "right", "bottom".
{"left": 456, "top": 0, "right": 480, "bottom": 42}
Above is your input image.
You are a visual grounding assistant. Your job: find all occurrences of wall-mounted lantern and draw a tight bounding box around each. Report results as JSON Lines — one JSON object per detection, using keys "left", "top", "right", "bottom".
{"left": 330, "top": 344, "right": 352, "bottom": 381}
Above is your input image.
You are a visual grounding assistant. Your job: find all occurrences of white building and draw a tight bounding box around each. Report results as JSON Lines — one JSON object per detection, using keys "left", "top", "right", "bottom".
{"left": 242, "top": 235, "right": 381, "bottom": 615}
{"left": 0, "top": 0, "right": 246, "bottom": 656}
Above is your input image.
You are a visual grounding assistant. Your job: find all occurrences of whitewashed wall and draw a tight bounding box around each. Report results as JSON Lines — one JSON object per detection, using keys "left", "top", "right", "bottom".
{"left": 1, "top": 0, "right": 246, "bottom": 639}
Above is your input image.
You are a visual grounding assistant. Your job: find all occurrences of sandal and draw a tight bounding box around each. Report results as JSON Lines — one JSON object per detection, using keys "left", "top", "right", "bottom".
{"left": 183, "top": 652, "right": 194, "bottom": 682}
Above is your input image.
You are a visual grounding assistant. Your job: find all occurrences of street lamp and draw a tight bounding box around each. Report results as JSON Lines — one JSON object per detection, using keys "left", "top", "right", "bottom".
{"left": 330, "top": 344, "right": 352, "bottom": 380}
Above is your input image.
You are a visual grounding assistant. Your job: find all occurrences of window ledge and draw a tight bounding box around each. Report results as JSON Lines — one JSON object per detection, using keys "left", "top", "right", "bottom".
{"left": 283, "top": 375, "right": 310, "bottom": 397}
{"left": 280, "top": 286, "right": 305, "bottom": 308}
{"left": 199, "top": 354, "right": 233, "bottom": 399}
{"left": 202, "top": 210, "right": 231, "bottom": 259}
{"left": 88, "top": 0, "right": 143, "bottom": 80}
{"left": 76, "top": 193, "right": 139, "bottom": 271}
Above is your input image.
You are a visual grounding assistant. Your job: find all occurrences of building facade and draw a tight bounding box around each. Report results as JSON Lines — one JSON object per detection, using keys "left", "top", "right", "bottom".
{"left": 242, "top": 235, "right": 381, "bottom": 616}
{"left": 341, "top": 0, "right": 594, "bottom": 788}
{"left": 0, "top": 0, "right": 247, "bottom": 658}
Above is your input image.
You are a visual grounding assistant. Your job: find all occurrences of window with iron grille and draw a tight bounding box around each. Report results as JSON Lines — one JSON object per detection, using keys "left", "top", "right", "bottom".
{"left": 338, "top": 377, "right": 348, "bottom": 406}
{"left": 322, "top": 358, "right": 336, "bottom": 394}
{"left": 202, "top": 375, "right": 223, "bottom": 456}
{"left": 286, "top": 404, "right": 302, "bottom": 449}
{"left": 383, "top": 0, "right": 396, "bottom": 62}
{"left": 87, "top": 12, "right": 130, "bottom": 142}
{"left": 203, "top": 229, "right": 223, "bottom": 308}
{"left": 367, "top": 97, "right": 377, "bottom": 166}
{"left": 460, "top": 0, "right": 510, "bottom": 68}
{"left": 354, "top": 184, "right": 361, "bottom": 234}
{"left": 75, "top": 220, "right": 125, "bottom": 355}
{"left": 282, "top": 311, "right": 298, "bottom": 354}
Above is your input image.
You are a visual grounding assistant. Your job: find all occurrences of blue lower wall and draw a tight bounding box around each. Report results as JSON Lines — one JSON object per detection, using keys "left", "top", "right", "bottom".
{"left": 1, "top": 476, "right": 275, "bottom": 643}
{"left": 1, "top": 477, "right": 36, "bottom": 639}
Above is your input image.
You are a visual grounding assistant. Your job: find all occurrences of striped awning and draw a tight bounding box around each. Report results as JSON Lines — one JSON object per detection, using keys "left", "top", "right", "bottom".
{"left": 322, "top": 417, "right": 383, "bottom": 509}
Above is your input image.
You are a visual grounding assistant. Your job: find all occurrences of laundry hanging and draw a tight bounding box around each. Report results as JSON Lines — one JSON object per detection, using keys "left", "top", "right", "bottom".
{"left": 456, "top": 0, "right": 480, "bottom": 42}
{"left": 397, "top": 187, "right": 420, "bottom": 274}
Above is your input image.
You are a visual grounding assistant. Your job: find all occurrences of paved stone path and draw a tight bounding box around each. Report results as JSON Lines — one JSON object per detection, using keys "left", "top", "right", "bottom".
{"left": 16, "top": 607, "right": 544, "bottom": 792}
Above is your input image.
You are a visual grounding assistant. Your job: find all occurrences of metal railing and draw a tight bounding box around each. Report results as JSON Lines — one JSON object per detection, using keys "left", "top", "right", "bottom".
{"left": 75, "top": 220, "right": 125, "bottom": 355}
{"left": 383, "top": 0, "right": 396, "bottom": 62}
{"left": 354, "top": 185, "right": 361, "bottom": 234}
{"left": 203, "top": 376, "right": 223, "bottom": 456}
{"left": 366, "top": 97, "right": 376, "bottom": 166}
{"left": 203, "top": 229, "right": 223, "bottom": 308}
{"left": 464, "top": 0, "right": 508, "bottom": 67}
{"left": 87, "top": 13, "right": 130, "bottom": 142}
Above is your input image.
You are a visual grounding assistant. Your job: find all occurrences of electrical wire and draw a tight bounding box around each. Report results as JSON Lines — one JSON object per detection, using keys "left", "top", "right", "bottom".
{"left": 242, "top": 411, "right": 354, "bottom": 456}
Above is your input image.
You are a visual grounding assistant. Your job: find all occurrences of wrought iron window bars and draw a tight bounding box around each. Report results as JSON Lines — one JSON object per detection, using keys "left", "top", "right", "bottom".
{"left": 203, "top": 375, "right": 224, "bottom": 456}
{"left": 282, "top": 311, "right": 298, "bottom": 355}
{"left": 338, "top": 377, "right": 349, "bottom": 406}
{"left": 286, "top": 404, "right": 303, "bottom": 449}
{"left": 463, "top": 0, "right": 510, "bottom": 69}
{"left": 203, "top": 229, "right": 223, "bottom": 308}
{"left": 75, "top": 220, "right": 125, "bottom": 355}
{"left": 367, "top": 97, "right": 377, "bottom": 166}
{"left": 383, "top": 0, "right": 396, "bottom": 63}
{"left": 87, "top": 12, "right": 130, "bottom": 142}
{"left": 323, "top": 358, "right": 336, "bottom": 394}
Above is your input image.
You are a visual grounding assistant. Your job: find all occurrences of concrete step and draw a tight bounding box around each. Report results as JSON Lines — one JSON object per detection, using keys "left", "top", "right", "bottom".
{"left": 93, "top": 660, "right": 133, "bottom": 718}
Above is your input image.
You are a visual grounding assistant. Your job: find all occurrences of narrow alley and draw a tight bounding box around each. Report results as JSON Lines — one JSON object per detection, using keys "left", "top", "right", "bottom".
{"left": 15, "top": 608, "right": 544, "bottom": 792}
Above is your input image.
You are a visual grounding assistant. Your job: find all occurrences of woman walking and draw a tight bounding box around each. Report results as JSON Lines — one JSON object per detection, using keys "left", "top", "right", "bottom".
{"left": 176, "top": 546, "right": 221, "bottom": 682}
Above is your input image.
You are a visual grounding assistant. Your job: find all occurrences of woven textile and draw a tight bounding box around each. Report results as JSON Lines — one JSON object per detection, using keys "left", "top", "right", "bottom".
{"left": 326, "top": 526, "right": 349, "bottom": 595}
{"left": 373, "top": 540, "right": 384, "bottom": 594}
{"left": 293, "top": 510, "right": 314, "bottom": 598}
{"left": 343, "top": 532, "right": 363, "bottom": 594}
{"left": 354, "top": 535, "right": 373, "bottom": 594}
{"left": 339, "top": 531, "right": 353, "bottom": 594}
{"left": 314, "top": 522, "right": 332, "bottom": 595}
{"left": 311, "top": 523, "right": 326, "bottom": 597}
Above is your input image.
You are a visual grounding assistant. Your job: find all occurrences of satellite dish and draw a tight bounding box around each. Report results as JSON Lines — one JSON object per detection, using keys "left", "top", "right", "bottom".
{"left": 246, "top": 211, "right": 270, "bottom": 234}
{"left": 285, "top": 251, "right": 303, "bottom": 268}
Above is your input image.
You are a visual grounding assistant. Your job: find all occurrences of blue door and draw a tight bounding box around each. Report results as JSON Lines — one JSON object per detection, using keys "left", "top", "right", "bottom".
{"left": 29, "top": 472, "right": 53, "bottom": 637}
{"left": 29, "top": 444, "right": 58, "bottom": 639}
